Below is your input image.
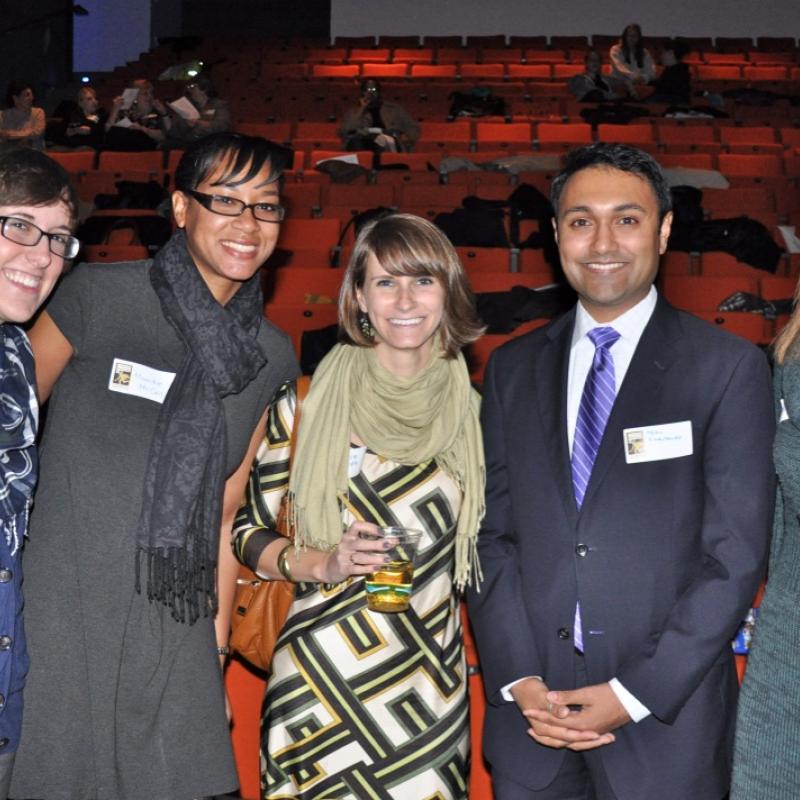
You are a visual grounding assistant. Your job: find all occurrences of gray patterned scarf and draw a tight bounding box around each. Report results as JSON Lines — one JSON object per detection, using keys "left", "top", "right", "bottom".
{"left": 136, "top": 229, "right": 266, "bottom": 624}
{"left": 0, "top": 325, "right": 38, "bottom": 555}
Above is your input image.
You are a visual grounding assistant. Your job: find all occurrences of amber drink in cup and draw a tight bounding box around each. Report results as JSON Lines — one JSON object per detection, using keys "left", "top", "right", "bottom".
{"left": 364, "top": 527, "right": 422, "bottom": 613}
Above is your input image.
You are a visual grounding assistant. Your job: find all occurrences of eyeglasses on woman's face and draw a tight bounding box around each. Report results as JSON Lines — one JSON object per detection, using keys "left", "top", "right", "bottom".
{"left": 0, "top": 216, "right": 80, "bottom": 259}
{"left": 187, "top": 190, "right": 285, "bottom": 223}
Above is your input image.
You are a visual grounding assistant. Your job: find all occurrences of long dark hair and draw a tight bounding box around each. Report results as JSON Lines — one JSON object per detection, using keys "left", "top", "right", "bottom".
{"left": 620, "top": 23, "right": 645, "bottom": 68}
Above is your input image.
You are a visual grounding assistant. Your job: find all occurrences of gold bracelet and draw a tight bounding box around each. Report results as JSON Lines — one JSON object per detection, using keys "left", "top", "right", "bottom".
{"left": 277, "top": 543, "right": 296, "bottom": 583}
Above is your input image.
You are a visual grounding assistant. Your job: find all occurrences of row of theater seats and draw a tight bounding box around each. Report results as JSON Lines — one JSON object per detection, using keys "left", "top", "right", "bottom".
{"left": 262, "top": 46, "right": 800, "bottom": 65}
{"left": 253, "top": 62, "right": 800, "bottom": 82}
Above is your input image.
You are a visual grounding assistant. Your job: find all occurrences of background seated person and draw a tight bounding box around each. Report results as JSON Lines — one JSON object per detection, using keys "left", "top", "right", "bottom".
{"left": 104, "top": 79, "right": 168, "bottom": 151}
{"left": 0, "top": 82, "right": 45, "bottom": 151}
{"left": 609, "top": 23, "right": 656, "bottom": 99}
{"left": 166, "top": 75, "right": 232, "bottom": 145}
{"left": 647, "top": 40, "right": 692, "bottom": 106}
{"left": 339, "top": 79, "right": 419, "bottom": 153}
{"left": 53, "top": 87, "right": 108, "bottom": 150}
{"left": 568, "top": 50, "right": 619, "bottom": 102}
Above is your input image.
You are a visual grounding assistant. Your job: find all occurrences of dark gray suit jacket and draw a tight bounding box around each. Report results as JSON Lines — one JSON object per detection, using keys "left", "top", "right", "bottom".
{"left": 467, "top": 297, "right": 774, "bottom": 800}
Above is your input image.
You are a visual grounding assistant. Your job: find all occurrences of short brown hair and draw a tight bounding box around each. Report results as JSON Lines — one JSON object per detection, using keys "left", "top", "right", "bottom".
{"left": 0, "top": 148, "right": 78, "bottom": 228}
{"left": 339, "top": 213, "right": 485, "bottom": 358}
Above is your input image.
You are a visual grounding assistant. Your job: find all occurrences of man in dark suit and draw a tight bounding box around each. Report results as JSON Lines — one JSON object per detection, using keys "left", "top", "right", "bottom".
{"left": 467, "top": 143, "right": 774, "bottom": 800}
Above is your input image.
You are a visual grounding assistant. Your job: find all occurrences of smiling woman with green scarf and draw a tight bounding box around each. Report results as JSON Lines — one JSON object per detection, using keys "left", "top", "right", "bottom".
{"left": 232, "top": 212, "right": 486, "bottom": 800}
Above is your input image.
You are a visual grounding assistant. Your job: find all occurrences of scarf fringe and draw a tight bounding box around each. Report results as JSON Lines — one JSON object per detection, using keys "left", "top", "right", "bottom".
{"left": 135, "top": 544, "right": 217, "bottom": 624}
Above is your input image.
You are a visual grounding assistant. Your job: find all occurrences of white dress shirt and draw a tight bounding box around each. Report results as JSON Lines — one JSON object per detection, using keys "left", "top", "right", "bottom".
{"left": 501, "top": 287, "right": 658, "bottom": 723}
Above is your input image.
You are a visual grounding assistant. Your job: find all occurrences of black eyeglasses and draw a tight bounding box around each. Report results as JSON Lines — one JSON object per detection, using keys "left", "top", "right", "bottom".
{"left": 0, "top": 216, "right": 80, "bottom": 259}
{"left": 188, "top": 190, "right": 285, "bottom": 223}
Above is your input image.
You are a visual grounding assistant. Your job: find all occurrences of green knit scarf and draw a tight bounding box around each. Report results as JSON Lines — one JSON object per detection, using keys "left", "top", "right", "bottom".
{"left": 288, "top": 341, "right": 484, "bottom": 589}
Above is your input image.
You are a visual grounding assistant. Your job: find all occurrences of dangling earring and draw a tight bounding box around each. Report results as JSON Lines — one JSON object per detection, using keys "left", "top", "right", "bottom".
{"left": 359, "top": 311, "right": 374, "bottom": 339}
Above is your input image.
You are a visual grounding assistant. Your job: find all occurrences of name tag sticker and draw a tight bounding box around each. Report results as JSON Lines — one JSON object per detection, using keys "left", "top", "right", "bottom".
{"left": 623, "top": 420, "right": 693, "bottom": 464}
{"left": 348, "top": 445, "right": 367, "bottom": 478}
{"left": 108, "top": 358, "right": 176, "bottom": 404}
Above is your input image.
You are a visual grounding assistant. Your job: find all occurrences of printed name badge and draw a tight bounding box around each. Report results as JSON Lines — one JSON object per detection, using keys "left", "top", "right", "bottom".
{"left": 108, "top": 358, "right": 176, "bottom": 404}
{"left": 623, "top": 420, "right": 693, "bottom": 464}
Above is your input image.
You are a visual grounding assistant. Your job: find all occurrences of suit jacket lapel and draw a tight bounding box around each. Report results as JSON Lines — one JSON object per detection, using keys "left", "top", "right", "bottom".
{"left": 580, "top": 298, "right": 684, "bottom": 511}
{"left": 535, "top": 310, "right": 579, "bottom": 528}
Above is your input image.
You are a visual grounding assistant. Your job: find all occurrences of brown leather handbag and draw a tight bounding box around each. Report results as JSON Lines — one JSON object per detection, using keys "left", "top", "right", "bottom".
{"left": 229, "top": 376, "right": 309, "bottom": 672}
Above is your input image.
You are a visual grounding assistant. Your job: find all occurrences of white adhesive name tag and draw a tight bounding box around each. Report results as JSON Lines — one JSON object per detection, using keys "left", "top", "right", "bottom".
{"left": 108, "top": 358, "right": 176, "bottom": 404}
{"left": 780, "top": 398, "right": 789, "bottom": 422}
{"left": 348, "top": 445, "right": 367, "bottom": 477}
{"left": 623, "top": 420, "right": 693, "bottom": 464}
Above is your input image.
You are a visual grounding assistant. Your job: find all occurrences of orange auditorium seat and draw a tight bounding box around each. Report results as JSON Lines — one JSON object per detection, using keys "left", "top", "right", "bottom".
{"left": 661, "top": 275, "right": 759, "bottom": 311}
{"left": 597, "top": 123, "right": 654, "bottom": 146}
{"left": 416, "top": 120, "right": 472, "bottom": 152}
{"left": 743, "top": 65, "right": 790, "bottom": 82}
{"left": 475, "top": 121, "right": 533, "bottom": 151}
{"left": 361, "top": 62, "right": 408, "bottom": 78}
{"left": 717, "top": 153, "right": 784, "bottom": 178}
{"left": 435, "top": 47, "right": 478, "bottom": 65}
{"left": 695, "top": 64, "right": 742, "bottom": 80}
{"left": 45, "top": 149, "right": 95, "bottom": 177}
{"left": 655, "top": 122, "right": 721, "bottom": 153}
{"left": 703, "top": 185, "right": 775, "bottom": 215}
{"left": 97, "top": 150, "right": 164, "bottom": 173}
{"left": 306, "top": 47, "right": 347, "bottom": 63}
{"left": 507, "top": 64, "right": 552, "bottom": 79}
{"left": 82, "top": 244, "right": 149, "bottom": 263}
{"left": 410, "top": 64, "right": 458, "bottom": 78}
{"left": 293, "top": 121, "right": 340, "bottom": 151}
{"left": 392, "top": 48, "right": 433, "bottom": 64}
{"left": 525, "top": 48, "right": 567, "bottom": 64}
{"left": 282, "top": 183, "right": 322, "bottom": 218}
{"left": 348, "top": 47, "right": 390, "bottom": 63}
{"left": 264, "top": 304, "right": 339, "bottom": 359}
{"left": 552, "top": 64, "right": 585, "bottom": 79}
{"left": 456, "top": 247, "right": 512, "bottom": 273}
{"left": 263, "top": 267, "right": 343, "bottom": 306}
{"left": 703, "top": 52, "right": 747, "bottom": 65}
{"left": 234, "top": 122, "right": 292, "bottom": 144}
{"left": 398, "top": 183, "right": 467, "bottom": 211}
{"left": 322, "top": 183, "right": 396, "bottom": 210}
{"left": 460, "top": 63, "right": 505, "bottom": 79}
{"left": 311, "top": 64, "right": 359, "bottom": 78}
{"left": 482, "top": 47, "right": 524, "bottom": 64}
{"left": 536, "top": 122, "right": 593, "bottom": 150}
{"left": 692, "top": 311, "right": 772, "bottom": 344}
{"left": 718, "top": 125, "right": 782, "bottom": 154}
{"left": 700, "top": 252, "right": 769, "bottom": 280}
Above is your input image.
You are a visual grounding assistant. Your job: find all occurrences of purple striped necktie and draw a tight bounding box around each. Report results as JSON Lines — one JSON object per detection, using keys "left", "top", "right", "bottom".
{"left": 571, "top": 326, "right": 620, "bottom": 652}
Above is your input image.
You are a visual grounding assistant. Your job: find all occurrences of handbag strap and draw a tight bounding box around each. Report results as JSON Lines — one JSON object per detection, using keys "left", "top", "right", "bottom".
{"left": 289, "top": 376, "right": 310, "bottom": 465}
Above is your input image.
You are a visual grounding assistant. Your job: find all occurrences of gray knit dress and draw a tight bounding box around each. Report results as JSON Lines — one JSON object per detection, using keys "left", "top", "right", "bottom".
{"left": 10, "top": 261, "right": 298, "bottom": 800}
{"left": 731, "top": 353, "right": 800, "bottom": 799}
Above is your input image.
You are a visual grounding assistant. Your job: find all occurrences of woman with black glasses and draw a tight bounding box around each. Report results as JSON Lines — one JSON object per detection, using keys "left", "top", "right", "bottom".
{"left": 11, "top": 133, "right": 298, "bottom": 800}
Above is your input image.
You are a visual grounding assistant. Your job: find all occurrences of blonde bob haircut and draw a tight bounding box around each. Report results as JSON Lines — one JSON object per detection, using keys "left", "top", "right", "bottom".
{"left": 339, "top": 213, "right": 485, "bottom": 358}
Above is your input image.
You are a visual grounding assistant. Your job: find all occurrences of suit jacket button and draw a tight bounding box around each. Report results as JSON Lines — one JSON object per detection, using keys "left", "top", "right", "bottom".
{"left": 0, "top": 737, "right": 8, "bottom": 749}
{"left": 557, "top": 627, "right": 570, "bottom": 640}
{"left": 575, "top": 544, "right": 588, "bottom": 557}
{"left": 0, "top": 569, "right": 12, "bottom": 583}
{"left": 0, "top": 636, "right": 12, "bottom": 651}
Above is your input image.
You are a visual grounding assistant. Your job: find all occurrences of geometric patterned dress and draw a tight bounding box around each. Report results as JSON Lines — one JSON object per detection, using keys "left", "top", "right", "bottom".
{"left": 233, "top": 382, "right": 469, "bottom": 799}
